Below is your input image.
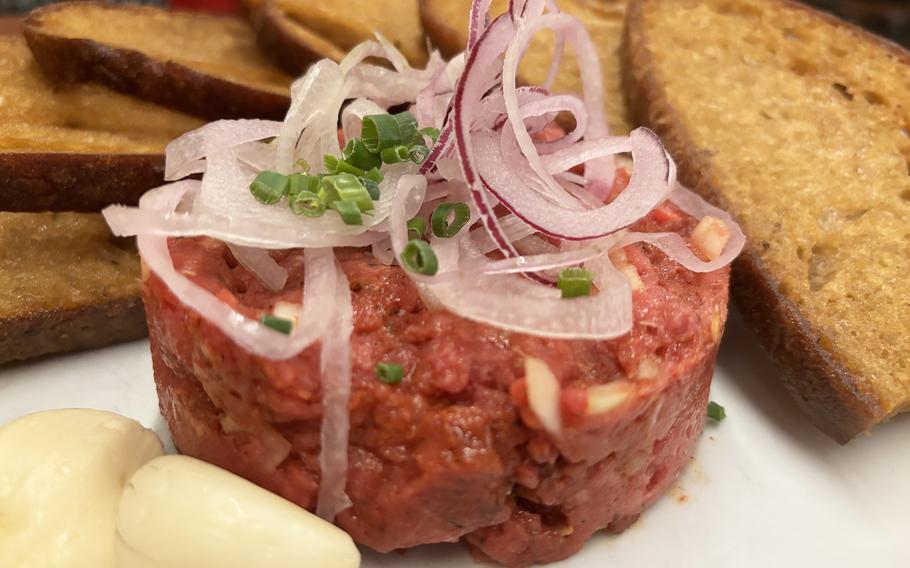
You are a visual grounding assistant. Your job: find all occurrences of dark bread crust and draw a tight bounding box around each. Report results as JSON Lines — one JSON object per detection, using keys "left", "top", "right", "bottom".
{"left": 23, "top": 3, "right": 291, "bottom": 121}
{"left": 0, "top": 152, "right": 164, "bottom": 212}
{"left": 418, "top": 0, "right": 468, "bottom": 59}
{"left": 253, "top": 1, "right": 346, "bottom": 75}
{"left": 621, "top": 0, "right": 897, "bottom": 443}
{"left": 0, "top": 296, "right": 146, "bottom": 366}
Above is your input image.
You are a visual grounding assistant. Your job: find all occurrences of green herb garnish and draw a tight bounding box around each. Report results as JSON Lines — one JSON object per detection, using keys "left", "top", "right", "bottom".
{"left": 707, "top": 401, "right": 726, "bottom": 422}
{"left": 557, "top": 267, "right": 594, "bottom": 299}
{"left": 431, "top": 202, "right": 471, "bottom": 238}
{"left": 375, "top": 362, "right": 404, "bottom": 384}
{"left": 289, "top": 191, "right": 326, "bottom": 217}
{"left": 248, "top": 111, "right": 433, "bottom": 226}
{"left": 261, "top": 314, "right": 293, "bottom": 335}
{"left": 406, "top": 217, "right": 427, "bottom": 241}
{"left": 250, "top": 171, "right": 289, "bottom": 205}
{"left": 401, "top": 239, "right": 438, "bottom": 275}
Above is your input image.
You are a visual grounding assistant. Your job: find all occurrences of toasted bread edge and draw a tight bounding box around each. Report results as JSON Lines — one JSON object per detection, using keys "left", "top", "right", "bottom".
{"left": 254, "top": 1, "right": 346, "bottom": 75}
{"left": 23, "top": 3, "right": 291, "bottom": 121}
{"left": 418, "top": 0, "right": 468, "bottom": 59}
{"left": 0, "top": 296, "right": 147, "bottom": 366}
{"left": 0, "top": 153, "right": 165, "bottom": 212}
{"left": 621, "top": 0, "right": 897, "bottom": 443}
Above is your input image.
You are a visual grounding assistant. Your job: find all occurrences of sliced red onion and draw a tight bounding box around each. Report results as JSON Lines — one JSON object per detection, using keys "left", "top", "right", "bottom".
{"left": 315, "top": 255, "right": 354, "bottom": 521}
{"left": 420, "top": 242, "right": 633, "bottom": 339}
{"left": 227, "top": 244, "right": 288, "bottom": 292}
{"left": 613, "top": 184, "right": 746, "bottom": 273}
{"left": 476, "top": 127, "right": 673, "bottom": 240}
{"left": 503, "top": 12, "right": 613, "bottom": 189}
{"left": 453, "top": 14, "right": 524, "bottom": 259}
{"left": 467, "top": 0, "right": 494, "bottom": 51}
{"left": 165, "top": 119, "right": 281, "bottom": 181}
{"left": 542, "top": 136, "right": 630, "bottom": 174}
{"left": 452, "top": 242, "right": 606, "bottom": 278}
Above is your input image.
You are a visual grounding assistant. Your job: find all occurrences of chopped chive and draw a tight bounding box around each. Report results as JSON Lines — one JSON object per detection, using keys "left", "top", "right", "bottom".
{"left": 261, "top": 314, "right": 293, "bottom": 335}
{"left": 288, "top": 173, "right": 320, "bottom": 196}
{"left": 332, "top": 199, "right": 364, "bottom": 225}
{"left": 393, "top": 111, "right": 419, "bottom": 144}
{"left": 289, "top": 191, "right": 326, "bottom": 217}
{"left": 362, "top": 177, "right": 381, "bottom": 201}
{"left": 343, "top": 138, "right": 382, "bottom": 171}
{"left": 409, "top": 144, "right": 429, "bottom": 164}
{"left": 431, "top": 202, "right": 471, "bottom": 238}
{"left": 406, "top": 217, "right": 427, "bottom": 240}
{"left": 323, "top": 154, "right": 365, "bottom": 177}
{"left": 417, "top": 126, "right": 440, "bottom": 144}
{"left": 375, "top": 362, "right": 404, "bottom": 384}
{"left": 323, "top": 173, "right": 373, "bottom": 213}
{"left": 380, "top": 144, "right": 411, "bottom": 164}
{"left": 250, "top": 171, "right": 289, "bottom": 205}
{"left": 401, "top": 239, "right": 438, "bottom": 275}
{"left": 363, "top": 166, "right": 383, "bottom": 183}
{"left": 361, "top": 114, "right": 402, "bottom": 152}
{"left": 707, "top": 401, "right": 726, "bottom": 422}
{"left": 557, "top": 267, "right": 594, "bottom": 299}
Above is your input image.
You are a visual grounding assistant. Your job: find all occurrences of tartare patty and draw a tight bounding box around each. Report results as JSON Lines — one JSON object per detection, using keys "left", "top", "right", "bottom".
{"left": 144, "top": 202, "right": 728, "bottom": 566}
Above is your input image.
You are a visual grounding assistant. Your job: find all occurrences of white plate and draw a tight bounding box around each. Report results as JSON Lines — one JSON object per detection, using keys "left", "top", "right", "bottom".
{"left": 1, "top": 309, "right": 907, "bottom": 567}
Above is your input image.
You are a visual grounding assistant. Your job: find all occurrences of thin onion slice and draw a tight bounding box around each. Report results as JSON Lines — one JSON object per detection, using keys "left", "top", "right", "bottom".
{"left": 227, "top": 244, "right": 288, "bottom": 292}
{"left": 315, "top": 255, "right": 354, "bottom": 521}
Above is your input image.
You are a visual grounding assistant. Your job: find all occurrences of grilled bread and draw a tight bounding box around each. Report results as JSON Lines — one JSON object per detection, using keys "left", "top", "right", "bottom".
{"left": 419, "top": 0, "right": 633, "bottom": 134}
{"left": 0, "top": 37, "right": 202, "bottom": 212}
{"left": 624, "top": 0, "right": 910, "bottom": 442}
{"left": 253, "top": 0, "right": 347, "bottom": 75}
{"left": 0, "top": 213, "right": 145, "bottom": 365}
{"left": 24, "top": 2, "right": 293, "bottom": 120}
{"left": 254, "top": 0, "right": 428, "bottom": 74}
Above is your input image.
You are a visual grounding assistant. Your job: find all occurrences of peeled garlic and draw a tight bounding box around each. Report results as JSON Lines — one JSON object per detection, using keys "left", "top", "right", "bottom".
{"left": 116, "top": 455, "right": 360, "bottom": 568}
{"left": 0, "top": 409, "right": 163, "bottom": 568}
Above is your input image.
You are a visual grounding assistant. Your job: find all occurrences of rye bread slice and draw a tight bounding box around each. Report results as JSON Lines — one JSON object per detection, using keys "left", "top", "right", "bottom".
{"left": 0, "top": 212, "right": 146, "bottom": 365}
{"left": 253, "top": 0, "right": 347, "bottom": 75}
{"left": 419, "top": 0, "right": 634, "bottom": 134}
{"left": 0, "top": 37, "right": 203, "bottom": 212}
{"left": 23, "top": 2, "right": 293, "bottom": 120}
{"left": 624, "top": 0, "right": 910, "bottom": 442}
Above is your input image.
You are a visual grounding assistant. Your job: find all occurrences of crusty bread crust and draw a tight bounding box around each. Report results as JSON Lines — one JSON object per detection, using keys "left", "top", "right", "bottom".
{"left": 621, "top": 0, "right": 906, "bottom": 443}
{"left": 23, "top": 3, "right": 291, "bottom": 120}
{"left": 254, "top": 1, "right": 346, "bottom": 75}
{"left": 418, "top": 0, "right": 468, "bottom": 59}
{"left": 0, "top": 153, "right": 164, "bottom": 212}
{"left": 0, "top": 297, "right": 146, "bottom": 366}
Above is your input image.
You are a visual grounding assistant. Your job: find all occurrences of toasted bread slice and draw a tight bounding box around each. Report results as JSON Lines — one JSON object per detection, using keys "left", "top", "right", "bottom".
{"left": 24, "top": 2, "right": 293, "bottom": 120}
{"left": 253, "top": 0, "right": 347, "bottom": 75}
{"left": 0, "top": 212, "right": 146, "bottom": 365}
{"left": 624, "top": 0, "right": 910, "bottom": 442}
{"left": 420, "top": 0, "right": 633, "bottom": 134}
{"left": 0, "top": 37, "right": 203, "bottom": 212}
{"left": 257, "top": 0, "right": 428, "bottom": 71}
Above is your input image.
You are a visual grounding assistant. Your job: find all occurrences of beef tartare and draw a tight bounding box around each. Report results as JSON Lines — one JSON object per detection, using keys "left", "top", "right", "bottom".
{"left": 144, "top": 198, "right": 728, "bottom": 566}
{"left": 104, "top": 0, "right": 744, "bottom": 565}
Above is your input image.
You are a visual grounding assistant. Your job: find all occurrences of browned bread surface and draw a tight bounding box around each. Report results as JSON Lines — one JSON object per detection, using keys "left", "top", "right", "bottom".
{"left": 419, "top": 0, "right": 633, "bottom": 134}
{"left": 0, "top": 212, "right": 146, "bottom": 365}
{"left": 0, "top": 37, "right": 202, "bottom": 211}
{"left": 253, "top": 0, "right": 347, "bottom": 75}
{"left": 24, "top": 2, "right": 293, "bottom": 120}
{"left": 624, "top": 0, "right": 910, "bottom": 442}
{"left": 266, "top": 0, "right": 428, "bottom": 67}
